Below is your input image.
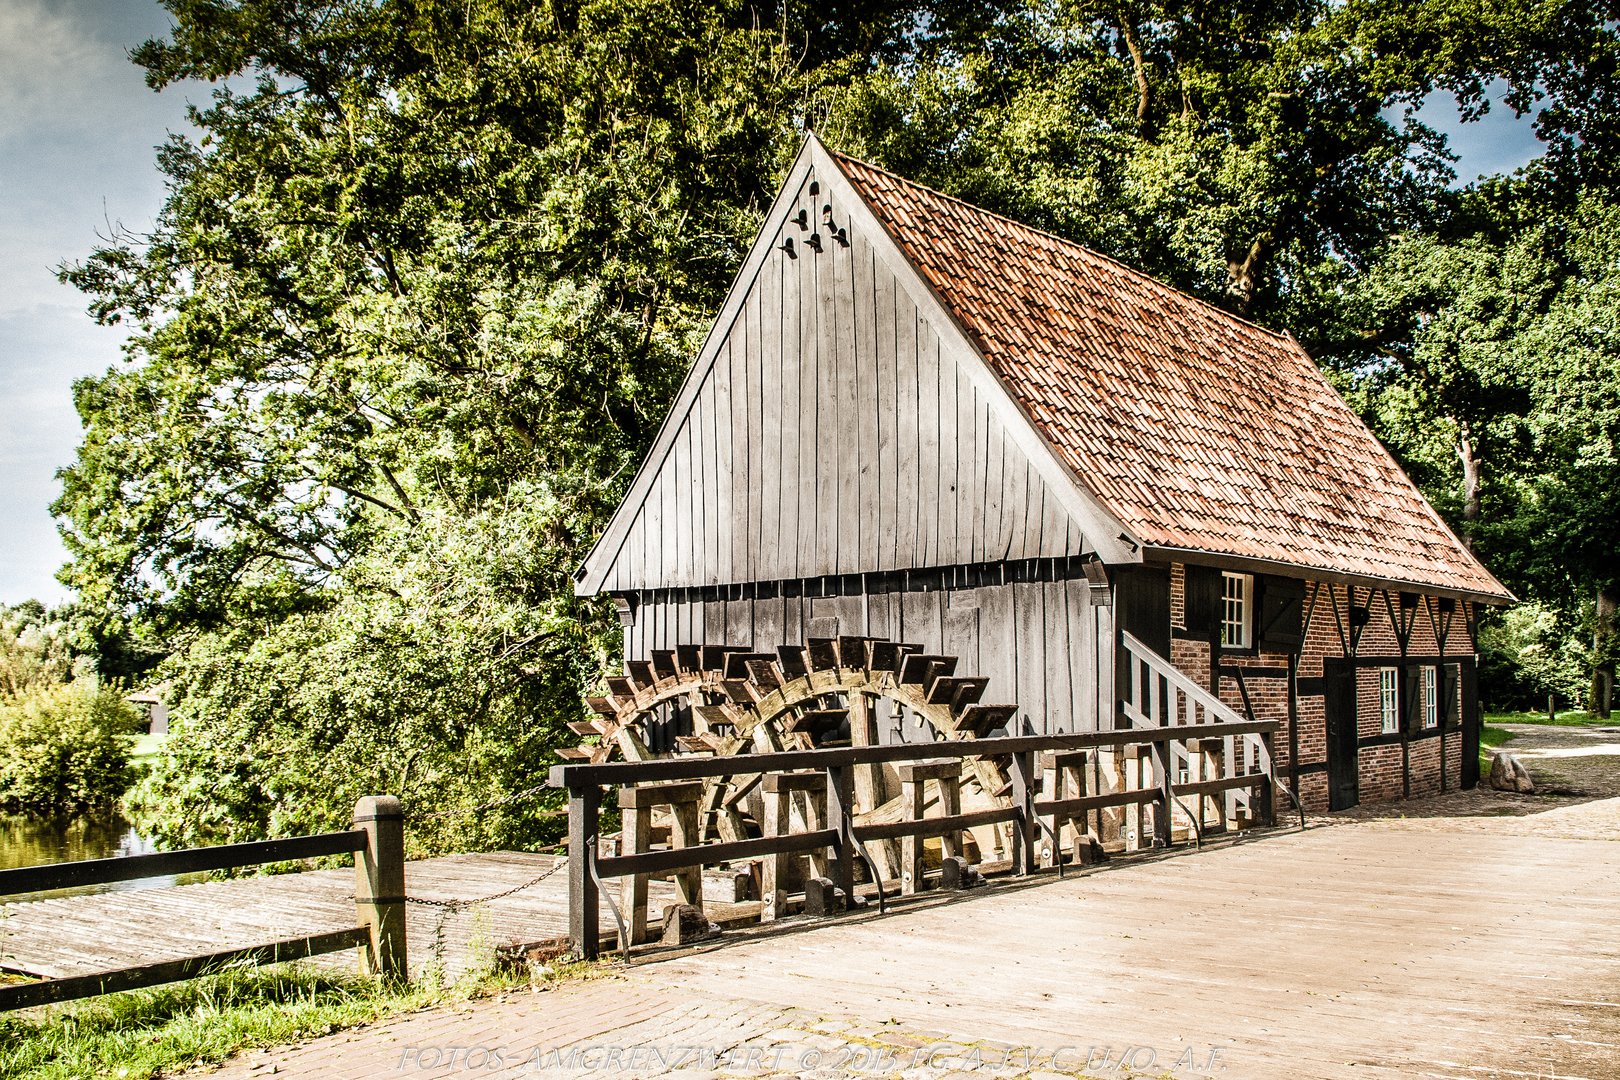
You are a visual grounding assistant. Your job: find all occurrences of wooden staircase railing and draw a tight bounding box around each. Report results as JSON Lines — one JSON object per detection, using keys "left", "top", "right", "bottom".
{"left": 1118, "top": 631, "right": 1290, "bottom": 838}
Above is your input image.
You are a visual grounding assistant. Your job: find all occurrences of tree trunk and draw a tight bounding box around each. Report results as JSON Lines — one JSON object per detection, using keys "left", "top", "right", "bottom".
{"left": 1224, "top": 232, "right": 1271, "bottom": 316}
{"left": 1118, "top": 14, "right": 1150, "bottom": 127}
{"left": 1456, "top": 419, "right": 1481, "bottom": 552}
{"left": 1594, "top": 586, "right": 1616, "bottom": 719}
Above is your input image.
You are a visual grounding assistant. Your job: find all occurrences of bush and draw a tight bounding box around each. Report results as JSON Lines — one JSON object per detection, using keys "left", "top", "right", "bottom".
{"left": 0, "top": 681, "right": 140, "bottom": 811}
{"left": 1477, "top": 602, "right": 1590, "bottom": 711}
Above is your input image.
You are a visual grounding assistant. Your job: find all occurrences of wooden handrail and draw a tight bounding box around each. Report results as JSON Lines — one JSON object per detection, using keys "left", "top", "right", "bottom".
{"left": 1120, "top": 630, "right": 1245, "bottom": 726}
{"left": 557, "top": 722, "right": 1284, "bottom": 958}
{"left": 0, "top": 799, "right": 403, "bottom": 1012}
{"left": 595, "top": 829, "right": 840, "bottom": 879}
{"left": 0, "top": 928, "right": 370, "bottom": 1012}
{"left": 0, "top": 829, "right": 368, "bottom": 897}
{"left": 548, "top": 720, "right": 1279, "bottom": 789}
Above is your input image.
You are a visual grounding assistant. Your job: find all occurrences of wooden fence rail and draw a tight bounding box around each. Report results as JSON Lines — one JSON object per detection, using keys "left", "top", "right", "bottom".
{"left": 549, "top": 720, "right": 1281, "bottom": 959}
{"left": 0, "top": 795, "right": 404, "bottom": 1012}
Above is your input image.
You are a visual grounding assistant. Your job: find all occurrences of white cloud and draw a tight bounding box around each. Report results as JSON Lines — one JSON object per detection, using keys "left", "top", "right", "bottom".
{"left": 0, "top": 0, "right": 121, "bottom": 141}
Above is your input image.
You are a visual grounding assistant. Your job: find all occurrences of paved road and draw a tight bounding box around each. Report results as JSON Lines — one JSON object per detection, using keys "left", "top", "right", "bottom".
{"left": 195, "top": 727, "right": 1620, "bottom": 1080}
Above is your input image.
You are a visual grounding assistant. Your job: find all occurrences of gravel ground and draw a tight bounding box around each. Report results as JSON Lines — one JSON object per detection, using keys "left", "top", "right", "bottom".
{"left": 1319, "top": 721, "right": 1620, "bottom": 841}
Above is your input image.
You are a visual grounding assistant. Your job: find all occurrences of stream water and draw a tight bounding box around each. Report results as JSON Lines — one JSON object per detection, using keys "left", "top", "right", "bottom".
{"left": 0, "top": 813, "right": 188, "bottom": 901}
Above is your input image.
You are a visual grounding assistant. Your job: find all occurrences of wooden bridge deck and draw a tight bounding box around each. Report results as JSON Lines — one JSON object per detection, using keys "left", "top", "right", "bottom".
{"left": 188, "top": 722, "right": 1620, "bottom": 1080}
{"left": 0, "top": 851, "right": 725, "bottom": 983}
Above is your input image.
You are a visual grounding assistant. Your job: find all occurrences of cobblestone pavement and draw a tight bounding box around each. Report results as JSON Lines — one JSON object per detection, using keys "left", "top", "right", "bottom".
{"left": 1322, "top": 721, "right": 1620, "bottom": 840}
{"left": 191, "top": 727, "right": 1620, "bottom": 1080}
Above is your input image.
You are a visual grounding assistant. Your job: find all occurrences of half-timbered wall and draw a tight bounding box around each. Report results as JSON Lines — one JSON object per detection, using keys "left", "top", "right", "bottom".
{"left": 1169, "top": 563, "right": 1481, "bottom": 813}
{"left": 593, "top": 171, "right": 1092, "bottom": 593}
{"left": 621, "top": 560, "right": 1109, "bottom": 736}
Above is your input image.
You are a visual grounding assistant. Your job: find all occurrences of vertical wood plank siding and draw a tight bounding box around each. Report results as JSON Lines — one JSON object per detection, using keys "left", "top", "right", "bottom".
{"left": 599, "top": 180, "right": 1091, "bottom": 592}
{"left": 628, "top": 566, "right": 1108, "bottom": 733}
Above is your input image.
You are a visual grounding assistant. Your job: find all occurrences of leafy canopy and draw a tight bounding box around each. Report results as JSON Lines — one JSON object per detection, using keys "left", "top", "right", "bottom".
{"left": 53, "top": 0, "right": 1620, "bottom": 840}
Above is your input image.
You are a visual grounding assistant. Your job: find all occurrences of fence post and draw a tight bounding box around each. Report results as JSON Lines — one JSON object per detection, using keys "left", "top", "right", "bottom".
{"left": 823, "top": 763, "right": 856, "bottom": 909}
{"left": 567, "top": 781, "right": 601, "bottom": 960}
{"left": 1153, "top": 739, "right": 1174, "bottom": 848}
{"left": 1255, "top": 732, "right": 1277, "bottom": 828}
{"left": 352, "top": 795, "right": 407, "bottom": 981}
{"left": 1008, "top": 751, "right": 1037, "bottom": 875}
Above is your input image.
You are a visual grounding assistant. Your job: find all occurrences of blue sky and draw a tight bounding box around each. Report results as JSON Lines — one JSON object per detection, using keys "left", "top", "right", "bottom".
{"left": 0, "top": 1, "right": 1551, "bottom": 606}
{"left": 1, "top": 0, "right": 196, "bottom": 606}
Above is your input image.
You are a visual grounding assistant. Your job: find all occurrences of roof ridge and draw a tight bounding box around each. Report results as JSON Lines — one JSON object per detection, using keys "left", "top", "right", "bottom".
{"left": 828, "top": 148, "right": 1296, "bottom": 346}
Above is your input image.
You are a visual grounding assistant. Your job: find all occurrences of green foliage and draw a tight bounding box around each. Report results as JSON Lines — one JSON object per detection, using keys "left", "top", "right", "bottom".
{"left": 59, "top": 0, "right": 828, "bottom": 848}
{"left": 0, "top": 603, "right": 76, "bottom": 699}
{"left": 0, "top": 682, "right": 140, "bottom": 812}
{"left": 1477, "top": 604, "right": 1588, "bottom": 710}
{"left": 129, "top": 491, "right": 588, "bottom": 850}
{"left": 1339, "top": 189, "right": 1620, "bottom": 706}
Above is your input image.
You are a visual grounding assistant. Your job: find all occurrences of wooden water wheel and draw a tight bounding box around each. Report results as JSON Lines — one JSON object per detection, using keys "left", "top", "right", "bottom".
{"left": 561, "top": 636, "right": 1019, "bottom": 861}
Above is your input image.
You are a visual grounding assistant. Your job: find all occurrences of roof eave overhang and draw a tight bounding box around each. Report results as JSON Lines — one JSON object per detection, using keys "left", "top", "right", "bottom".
{"left": 1141, "top": 544, "right": 1516, "bottom": 607}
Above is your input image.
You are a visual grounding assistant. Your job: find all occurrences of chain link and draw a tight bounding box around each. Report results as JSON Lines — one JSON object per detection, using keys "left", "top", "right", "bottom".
{"left": 400, "top": 854, "right": 570, "bottom": 967}
{"left": 401, "top": 855, "right": 567, "bottom": 912}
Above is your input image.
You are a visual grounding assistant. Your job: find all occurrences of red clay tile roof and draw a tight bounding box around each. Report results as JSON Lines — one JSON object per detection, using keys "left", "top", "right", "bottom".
{"left": 833, "top": 151, "right": 1511, "bottom": 600}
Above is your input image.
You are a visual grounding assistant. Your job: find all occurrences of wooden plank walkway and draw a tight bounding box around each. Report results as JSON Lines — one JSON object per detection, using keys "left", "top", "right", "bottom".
{"left": 194, "top": 723, "right": 1620, "bottom": 1080}
{"left": 0, "top": 852, "right": 730, "bottom": 983}
{"left": 204, "top": 787, "right": 1620, "bottom": 1079}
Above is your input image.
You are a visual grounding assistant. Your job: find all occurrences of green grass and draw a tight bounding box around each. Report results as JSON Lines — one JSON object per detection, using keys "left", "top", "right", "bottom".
{"left": 0, "top": 959, "right": 562, "bottom": 1080}
{"left": 127, "top": 732, "right": 167, "bottom": 767}
{"left": 1484, "top": 709, "right": 1611, "bottom": 727}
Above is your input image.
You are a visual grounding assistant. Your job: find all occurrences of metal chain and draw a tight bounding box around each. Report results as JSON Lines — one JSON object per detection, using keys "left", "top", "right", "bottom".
{"left": 407, "top": 855, "right": 568, "bottom": 967}
{"left": 409, "top": 783, "right": 563, "bottom": 822}
{"left": 400, "top": 855, "right": 567, "bottom": 912}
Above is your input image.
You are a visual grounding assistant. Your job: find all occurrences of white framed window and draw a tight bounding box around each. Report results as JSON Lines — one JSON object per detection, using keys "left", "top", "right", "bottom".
{"left": 1221, "top": 572, "right": 1253, "bottom": 648}
{"left": 1379, "top": 667, "right": 1399, "bottom": 734}
{"left": 1422, "top": 665, "right": 1438, "bottom": 728}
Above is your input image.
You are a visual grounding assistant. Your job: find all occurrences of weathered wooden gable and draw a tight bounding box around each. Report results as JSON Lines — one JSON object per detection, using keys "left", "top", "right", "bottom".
{"left": 577, "top": 139, "right": 1131, "bottom": 595}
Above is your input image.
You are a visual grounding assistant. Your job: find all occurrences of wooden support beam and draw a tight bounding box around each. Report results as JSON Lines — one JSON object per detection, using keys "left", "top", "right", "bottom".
{"left": 824, "top": 763, "right": 857, "bottom": 910}
{"left": 1007, "top": 751, "right": 1037, "bottom": 875}
{"left": 567, "top": 783, "right": 600, "bottom": 960}
{"left": 352, "top": 795, "right": 406, "bottom": 981}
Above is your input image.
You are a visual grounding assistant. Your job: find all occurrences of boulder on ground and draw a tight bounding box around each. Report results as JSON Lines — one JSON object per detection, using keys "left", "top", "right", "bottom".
{"left": 1489, "top": 752, "right": 1514, "bottom": 791}
{"left": 1489, "top": 751, "right": 1535, "bottom": 794}
{"left": 1510, "top": 755, "right": 1536, "bottom": 794}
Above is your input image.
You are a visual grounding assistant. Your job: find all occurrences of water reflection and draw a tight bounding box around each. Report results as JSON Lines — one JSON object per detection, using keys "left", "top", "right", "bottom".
{"left": 0, "top": 814, "right": 200, "bottom": 902}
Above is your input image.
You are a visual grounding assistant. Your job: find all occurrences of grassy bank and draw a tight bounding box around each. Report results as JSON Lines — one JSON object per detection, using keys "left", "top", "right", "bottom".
{"left": 128, "top": 732, "right": 167, "bottom": 768}
{"left": 1484, "top": 709, "right": 1610, "bottom": 727}
{"left": 0, "top": 961, "right": 559, "bottom": 1080}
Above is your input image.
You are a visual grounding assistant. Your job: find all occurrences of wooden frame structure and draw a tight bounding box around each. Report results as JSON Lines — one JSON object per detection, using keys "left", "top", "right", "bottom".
{"left": 572, "top": 133, "right": 1513, "bottom": 840}
{"left": 550, "top": 716, "right": 1279, "bottom": 959}
{"left": 0, "top": 796, "right": 404, "bottom": 1011}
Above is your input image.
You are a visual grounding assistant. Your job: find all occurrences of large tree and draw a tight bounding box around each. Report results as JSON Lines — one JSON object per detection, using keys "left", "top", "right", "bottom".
{"left": 1344, "top": 188, "right": 1620, "bottom": 715}
{"left": 59, "top": 0, "right": 823, "bottom": 844}
{"left": 56, "top": 0, "right": 1620, "bottom": 843}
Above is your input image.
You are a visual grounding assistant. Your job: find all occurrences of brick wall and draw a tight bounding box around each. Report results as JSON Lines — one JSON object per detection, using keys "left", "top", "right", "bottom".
{"left": 1167, "top": 565, "right": 1478, "bottom": 814}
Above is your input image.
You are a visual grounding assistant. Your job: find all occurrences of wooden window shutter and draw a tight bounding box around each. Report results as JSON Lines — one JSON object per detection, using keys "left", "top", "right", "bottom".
{"left": 1442, "top": 664, "right": 1460, "bottom": 725}
{"left": 1184, "top": 565, "right": 1222, "bottom": 634}
{"left": 1257, "top": 576, "right": 1306, "bottom": 651}
{"left": 1403, "top": 666, "right": 1422, "bottom": 733}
